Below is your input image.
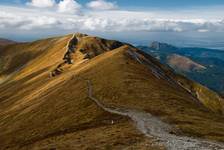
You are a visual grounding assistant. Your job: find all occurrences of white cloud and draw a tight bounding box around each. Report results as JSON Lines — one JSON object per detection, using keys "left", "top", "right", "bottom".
{"left": 86, "top": 0, "right": 117, "bottom": 10}
{"left": 58, "top": 0, "right": 82, "bottom": 14}
{"left": 27, "top": 0, "right": 55, "bottom": 8}
{"left": 0, "top": 5, "right": 224, "bottom": 34}
{"left": 198, "top": 29, "right": 209, "bottom": 33}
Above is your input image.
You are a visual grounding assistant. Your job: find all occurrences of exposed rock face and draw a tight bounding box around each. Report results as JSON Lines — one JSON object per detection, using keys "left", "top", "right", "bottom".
{"left": 77, "top": 37, "right": 124, "bottom": 59}
{"left": 51, "top": 34, "right": 79, "bottom": 76}
{"left": 63, "top": 35, "right": 78, "bottom": 64}
{"left": 51, "top": 33, "right": 124, "bottom": 77}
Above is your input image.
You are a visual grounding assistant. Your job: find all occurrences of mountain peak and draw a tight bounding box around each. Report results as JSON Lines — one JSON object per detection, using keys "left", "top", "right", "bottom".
{"left": 150, "top": 41, "right": 178, "bottom": 51}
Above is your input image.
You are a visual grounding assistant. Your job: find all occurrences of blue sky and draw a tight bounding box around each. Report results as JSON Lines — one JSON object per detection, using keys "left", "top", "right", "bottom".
{"left": 0, "top": 0, "right": 224, "bottom": 48}
{"left": 1, "top": 0, "right": 224, "bottom": 8}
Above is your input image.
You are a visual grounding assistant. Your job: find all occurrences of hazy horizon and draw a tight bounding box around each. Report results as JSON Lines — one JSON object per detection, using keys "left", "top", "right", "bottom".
{"left": 2, "top": 31, "right": 224, "bottom": 50}
{"left": 1, "top": 0, "right": 224, "bottom": 49}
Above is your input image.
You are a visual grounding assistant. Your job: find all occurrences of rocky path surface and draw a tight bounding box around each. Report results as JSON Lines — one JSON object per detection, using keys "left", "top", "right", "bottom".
{"left": 81, "top": 77, "right": 224, "bottom": 150}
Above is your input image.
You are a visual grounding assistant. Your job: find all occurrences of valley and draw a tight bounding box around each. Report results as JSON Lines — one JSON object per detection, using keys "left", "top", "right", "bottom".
{"left": 138, "top": 42, "right": 224, "bottom": 94}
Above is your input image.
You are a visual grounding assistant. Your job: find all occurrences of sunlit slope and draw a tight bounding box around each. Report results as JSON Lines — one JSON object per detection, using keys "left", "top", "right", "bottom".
{"left": 167, "top": 54, "right": 206, "bottom": 72}
{"left": 173, "top": 74, "right": 224, "bottom": 114}
{"left": 0, "top": 35, "right": 73, "bottom": 79}
{"left": 0, "top": 33, "right": 224, "bottom": 149}
{"left": 0, "top": 34, "right": 159, "bottom": 150}
{"left": 74, "top": 45, "right": 224, "bottom": 140}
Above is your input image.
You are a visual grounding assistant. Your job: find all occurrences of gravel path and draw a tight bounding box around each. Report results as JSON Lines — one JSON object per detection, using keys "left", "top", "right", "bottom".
{"left": 83, "top": 78, "right": 224, "bottom": 150}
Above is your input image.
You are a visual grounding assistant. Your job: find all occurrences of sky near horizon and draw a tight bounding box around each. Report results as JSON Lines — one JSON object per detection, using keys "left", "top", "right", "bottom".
{"left": 0, "top": 0, "right": 224, "bottom": 48}
{"left": 1, "top": 0, "right": 224, "bottom": 8}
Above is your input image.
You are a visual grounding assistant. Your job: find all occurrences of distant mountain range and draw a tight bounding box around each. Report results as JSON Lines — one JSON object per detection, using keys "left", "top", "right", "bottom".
{"left": 0, "top": 38, "right": 16, "bottom": 47}
{"left": 138, "top": 42, "right": 224, "bottom": 94}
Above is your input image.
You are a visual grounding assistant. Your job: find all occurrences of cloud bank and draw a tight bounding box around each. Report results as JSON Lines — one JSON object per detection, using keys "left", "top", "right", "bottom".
{"left": 0, "top": 1, "right": 224, "bottom": 36}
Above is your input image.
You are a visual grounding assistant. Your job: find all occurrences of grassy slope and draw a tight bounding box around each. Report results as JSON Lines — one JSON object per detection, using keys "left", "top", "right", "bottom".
{"left": 77, "top": 46, "right": 224, "bottom": 141}
{"left": 0, "top": 34, "right": 224, "bottom": 149}
{"left": 137, "top": 50, "right": 224, "bottom": 115}
{"left": 174, "top": 74, "right": 224, "bottom": 114}
{"left": 0, "top": 35, "right": 161, "bottom": 150}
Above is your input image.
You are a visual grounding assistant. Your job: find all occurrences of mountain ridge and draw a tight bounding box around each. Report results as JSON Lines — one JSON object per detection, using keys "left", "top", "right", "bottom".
{"left": 0, "top": 38, "right": 17, "bottom": 47}
{"left": 0, "top": 33, "right": 224, "bottom": 149}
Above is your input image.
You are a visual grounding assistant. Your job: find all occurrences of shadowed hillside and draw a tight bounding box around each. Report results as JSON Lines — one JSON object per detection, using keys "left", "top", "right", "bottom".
{"left": 0, "top": 38, "right": 16, "bottom": 47}
{"left": 0, "top": 33, "right": 224, "bottom": 150}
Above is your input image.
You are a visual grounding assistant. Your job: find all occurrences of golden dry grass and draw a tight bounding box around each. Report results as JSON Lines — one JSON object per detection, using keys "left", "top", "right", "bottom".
{"left": 71, "top": 46, "right": 224, "bottom": 142}
{"left": 0, "top": 34, "right": 224, "bottom": 150}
